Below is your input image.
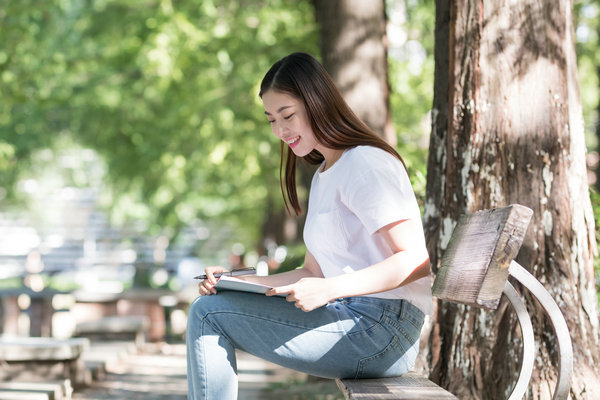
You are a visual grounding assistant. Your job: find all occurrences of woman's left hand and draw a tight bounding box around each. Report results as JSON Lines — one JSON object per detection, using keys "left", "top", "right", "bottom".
{"left": 267, "top": 277, "right": 333, "bottom": 312}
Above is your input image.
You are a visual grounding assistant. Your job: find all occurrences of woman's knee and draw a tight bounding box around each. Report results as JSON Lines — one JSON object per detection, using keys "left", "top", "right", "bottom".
{"left": 188, "top": 293, "right": 233, "bottom": 321}
{"left": 186, "top": 295, "right": 221, "bottom": 335}
{"left": 188, "top": 295, "right": 215, "bottom": 321}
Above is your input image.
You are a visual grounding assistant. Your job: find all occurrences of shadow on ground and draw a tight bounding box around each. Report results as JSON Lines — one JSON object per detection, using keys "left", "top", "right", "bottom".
{"left": 72, "top": 343, "right": 343, "bottom": 400}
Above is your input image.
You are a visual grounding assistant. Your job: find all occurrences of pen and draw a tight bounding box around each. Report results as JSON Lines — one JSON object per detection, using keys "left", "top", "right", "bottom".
{"left": 194, "top": 268, "right": 256, "bottom": 280}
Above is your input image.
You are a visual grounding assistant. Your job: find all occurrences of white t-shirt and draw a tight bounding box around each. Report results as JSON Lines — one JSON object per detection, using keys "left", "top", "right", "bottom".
{"left": 303, "top": 145, "right": 433, "bottom": 315}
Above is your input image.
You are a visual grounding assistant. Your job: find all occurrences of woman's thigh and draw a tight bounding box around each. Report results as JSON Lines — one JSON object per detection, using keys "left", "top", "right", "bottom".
{"left": 187, "top": 291, "right": 423, "bottom": 379}
{"left": 344, "top": 297, "right": 424, "bottom": 378}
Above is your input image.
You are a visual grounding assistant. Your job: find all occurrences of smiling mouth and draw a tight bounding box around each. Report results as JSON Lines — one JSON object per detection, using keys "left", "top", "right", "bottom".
{"left": 286, "top": 137, "right": 300, "bottom": 148}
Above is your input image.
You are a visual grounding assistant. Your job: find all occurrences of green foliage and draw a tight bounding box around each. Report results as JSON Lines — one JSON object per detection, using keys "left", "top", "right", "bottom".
{"left": 0, "top": 277, "right": 22, "bottom": 289}
{"left": 1, "top": 0, "right": 318, "bottom": 245}
{"left": 1, "top": 0, "right": 436, "bottom": 253}
{"left": 2, "top": 0, "right": 596, "bottom": 248}
{"left": 588, "top": 188, "right": 600, "bottom": 292}
{"left": 275, "top": 243, "right": 306, "bottom": 273}
{"left": 388, "top": 0, "right": 435, "bottom": 205}
{"left": 0, "top": 0, "right": 65, "bottom": 199}
{"left": 575, "top": 0, "right": 600, "bottom": 149}
{"left": 575, "top": 1, "right": 600, "bottom": 302}
{"left": 47, "top": 275, "right": 81, "bottom": 292}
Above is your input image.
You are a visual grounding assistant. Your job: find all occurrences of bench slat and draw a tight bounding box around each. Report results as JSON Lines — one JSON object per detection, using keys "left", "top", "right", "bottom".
{"left": 0, "top": 337, "right": 88, "bottom": 361}
{"left": 432, "top": 204, "right": 533, "bottom": 310}
{"left": 0, "top": 391, "right": 51, "bottom": 400}
{"left": 0, "top": 380, "right": 72, "bottom": 400}
{"left": 336, "top": 372, "right": 457, "bottom": 399}
{"left": 0, "top": 338, "right": 88, "bottom": 389}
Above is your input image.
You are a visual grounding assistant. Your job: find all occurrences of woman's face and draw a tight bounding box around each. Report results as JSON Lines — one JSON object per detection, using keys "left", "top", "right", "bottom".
{"left": 262, "top": 90, "right": 320, "bottom": 157}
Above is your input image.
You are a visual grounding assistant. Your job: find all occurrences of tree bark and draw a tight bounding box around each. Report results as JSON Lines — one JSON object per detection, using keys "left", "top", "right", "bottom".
{"left": 313, "top": 0, "right": 396, "bottom": 145}
{"left": 425, "top": 1, "right": 600, "bottom": 399}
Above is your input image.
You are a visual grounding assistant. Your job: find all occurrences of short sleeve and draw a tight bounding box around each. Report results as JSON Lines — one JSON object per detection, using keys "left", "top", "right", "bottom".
{"left": 343, "top": 165, "right": 419, "bottom": 235}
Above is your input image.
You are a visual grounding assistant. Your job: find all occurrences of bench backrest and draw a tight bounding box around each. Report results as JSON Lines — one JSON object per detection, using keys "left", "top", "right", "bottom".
{"left": 432, "top": 204, "right": 533, "bottom": 310}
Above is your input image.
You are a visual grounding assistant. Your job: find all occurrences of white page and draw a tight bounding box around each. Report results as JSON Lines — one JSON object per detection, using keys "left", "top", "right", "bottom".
{"left": 215, "top": 276, "right": 286, "bottom": 297}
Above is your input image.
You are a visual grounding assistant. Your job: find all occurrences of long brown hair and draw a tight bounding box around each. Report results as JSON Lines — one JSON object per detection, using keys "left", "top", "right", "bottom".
{"left": 259, "top": 52, "right": 405, "bottom": 215}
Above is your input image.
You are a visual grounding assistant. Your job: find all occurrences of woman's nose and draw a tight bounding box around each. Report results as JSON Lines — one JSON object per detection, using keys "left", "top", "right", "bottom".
{"left": 273, "top": 122, "right": 286, "bottom": 138}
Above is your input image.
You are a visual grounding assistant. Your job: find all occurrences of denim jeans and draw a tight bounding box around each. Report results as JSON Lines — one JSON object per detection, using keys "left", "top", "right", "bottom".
{"left": 186, "top": 291, "right": 425, "bottom": 400}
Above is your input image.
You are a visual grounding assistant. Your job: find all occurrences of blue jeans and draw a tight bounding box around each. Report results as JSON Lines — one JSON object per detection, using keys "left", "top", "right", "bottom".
{"left": 186, "top": 291, "right": 424, "bottom": 400}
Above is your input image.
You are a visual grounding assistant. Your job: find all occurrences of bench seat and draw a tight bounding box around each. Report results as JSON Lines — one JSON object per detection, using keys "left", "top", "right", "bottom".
{"left": 0, "top": 380, "right": 72, "bottom": 400}
{"left": 337, "top": 372, "right": 457, "bottom": 399}
{"left": 74, "top": 315, "right": 148, "bottom": 348}
{"left": 0, "top": 392, "right": 51, "bottom": 400}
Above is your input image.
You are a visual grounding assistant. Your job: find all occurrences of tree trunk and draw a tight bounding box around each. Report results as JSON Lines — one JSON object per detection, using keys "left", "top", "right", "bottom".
{"left": 313, "top": 0, "right": 396, "bottom": 145}
{"left": 424, "top": 1, "right": 600, "bottom": 399}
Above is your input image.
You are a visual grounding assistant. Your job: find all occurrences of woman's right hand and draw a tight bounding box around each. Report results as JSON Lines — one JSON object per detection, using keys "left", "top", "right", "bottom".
{"left": 198, "top": 266, "right": 227, "bottom": 296}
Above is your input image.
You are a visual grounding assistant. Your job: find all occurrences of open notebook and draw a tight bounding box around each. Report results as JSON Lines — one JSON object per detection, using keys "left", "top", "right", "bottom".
{"left": 215, "top": 276, "right": 286, "bottom": 297}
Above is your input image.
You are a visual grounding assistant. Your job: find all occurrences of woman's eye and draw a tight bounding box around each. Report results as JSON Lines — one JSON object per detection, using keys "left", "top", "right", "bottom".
{"left": 283, "top": 113, "right": 295, "bottom": 120}
{"left": 268, "top": 120, "right": 275, "bottom": 124}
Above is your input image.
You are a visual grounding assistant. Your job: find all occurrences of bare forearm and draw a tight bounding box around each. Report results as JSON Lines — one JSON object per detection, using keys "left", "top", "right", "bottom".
{"left": 327, "top": 251, "right": 430, "bottom": 300}
{"left": 243, "top": 266, "right": 322, "bottom": 287}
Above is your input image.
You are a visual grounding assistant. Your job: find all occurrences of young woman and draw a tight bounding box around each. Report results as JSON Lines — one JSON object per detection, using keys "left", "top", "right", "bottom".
{"left": 186, "top": 52, "right": 433, "bottom": 399}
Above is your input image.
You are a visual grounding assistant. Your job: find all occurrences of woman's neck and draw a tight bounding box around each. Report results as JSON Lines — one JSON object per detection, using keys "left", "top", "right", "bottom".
{"left": 320, "top": 148, "right": 345, "bottom": 172}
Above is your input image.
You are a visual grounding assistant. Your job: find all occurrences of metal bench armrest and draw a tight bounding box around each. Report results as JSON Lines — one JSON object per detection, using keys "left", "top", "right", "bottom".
{"left": 503, "top": 281, "right": 535, "bottom": 400}
{"left": 508, "top": 261, "right": 573, "bottom": 400}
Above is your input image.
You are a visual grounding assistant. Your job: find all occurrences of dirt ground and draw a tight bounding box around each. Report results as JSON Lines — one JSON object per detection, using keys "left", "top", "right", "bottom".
{"left": 72, "top": 342, "right": 343, "bottom": 400}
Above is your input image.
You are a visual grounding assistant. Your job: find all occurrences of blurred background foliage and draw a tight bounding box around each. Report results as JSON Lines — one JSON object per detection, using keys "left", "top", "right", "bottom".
{"left": 575, "top": 0, "right": 600, "bottom": 152}
{"left": 1, "top": 0, "right": 319, "bottom": 249}
{"left": 0, "top": 0, "right": 599, "bottom": 273}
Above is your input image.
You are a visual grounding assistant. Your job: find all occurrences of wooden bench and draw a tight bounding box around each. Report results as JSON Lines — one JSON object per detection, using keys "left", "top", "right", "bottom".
{"left": 74, "top": 315, "right": 149, "bottom": 349}
{"left": 0, "top": 337, "right": 89, "bottom": 389}
{"left": 336, "top": 204, "right": 573, "bottom": 400}
{"left": 80, "top": 340, "right": 138, "bottom": 381}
